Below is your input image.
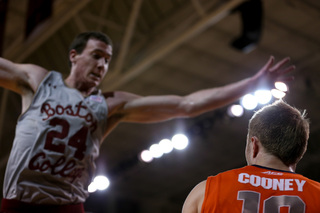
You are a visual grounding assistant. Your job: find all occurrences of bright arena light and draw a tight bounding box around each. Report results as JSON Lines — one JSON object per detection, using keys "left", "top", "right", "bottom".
{"left": 228, "top": 104, "right": 244, "bottom": 117}
{"left": 159, "top": 139, "right": 173, "bottom": 154}
{"left": 241, "top": 94, "right": 258, "bottom": 110}
{"left": 88, "top": 175, "right": 110, "bottom": 193}
{"left": 271, "top": 89, "right": 286, "bottom": 99}
{"left": 149, "top": 144, "right": 163, "bottom": 158}
{"left": 88, "top": 182, "right": 97, "bottom": 193}
{"left": 254, "top": 90, "right": 272, "bottom": 104}
{"left": 275, "top": 82, "right": 288, "bottom": 92}
{"left": 139, "top": 134, "right": 189, "bottom": 163}
{"left": 94, "top": 175, "right": 110, "bottom": 190}
{"left": 140, "top": 150, "right": 153, "bottom": 163}
{"left": 172, "top": 134, "right": 189, "bottom": 150}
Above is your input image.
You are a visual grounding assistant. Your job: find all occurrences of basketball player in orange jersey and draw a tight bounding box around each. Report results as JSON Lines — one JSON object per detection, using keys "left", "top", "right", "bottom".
{"left": 182, "top": 100, "right": 320, "bottom": 213}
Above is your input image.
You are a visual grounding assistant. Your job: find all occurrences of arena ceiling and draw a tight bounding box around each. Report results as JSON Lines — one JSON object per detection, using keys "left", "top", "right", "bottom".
{"left": 1, "top": 0, "right": 320, "bottom": 212}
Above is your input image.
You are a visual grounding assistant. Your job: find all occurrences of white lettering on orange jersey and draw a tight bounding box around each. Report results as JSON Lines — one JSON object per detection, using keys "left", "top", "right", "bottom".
{"left": 238, "top": 173, "right": 306, "bottom": 192}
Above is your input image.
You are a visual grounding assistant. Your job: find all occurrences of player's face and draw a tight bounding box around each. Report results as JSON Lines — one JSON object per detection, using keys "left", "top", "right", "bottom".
{"left": 71, "top": 38, "right": 113, "bottom": 88}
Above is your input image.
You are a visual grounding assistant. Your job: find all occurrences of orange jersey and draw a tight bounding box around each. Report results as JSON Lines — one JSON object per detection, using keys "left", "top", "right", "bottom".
{"left": 201, "top": 165, "right": 320, "bottom": 213}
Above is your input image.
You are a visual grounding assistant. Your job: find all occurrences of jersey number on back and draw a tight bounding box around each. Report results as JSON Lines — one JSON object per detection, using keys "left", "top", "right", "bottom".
{"left": 44, "top": 117, "right": 88, "bottom": 160}
{"left": 238, "top": 191, "right": 305, "bottom": 213}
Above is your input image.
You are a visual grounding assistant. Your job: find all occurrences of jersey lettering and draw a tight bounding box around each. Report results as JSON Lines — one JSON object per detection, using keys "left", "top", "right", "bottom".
{"left": 41, "top": 101, "right": 97, "bottom": 133}
{"left": 238, "top": 173, "right": 306, "bottom": 192}
{"left": 28, "top": 152, "right": 83, "bottom": 182}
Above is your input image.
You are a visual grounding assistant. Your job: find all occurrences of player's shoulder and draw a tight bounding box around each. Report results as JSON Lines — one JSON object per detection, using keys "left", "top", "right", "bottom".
{"left": 301, "top": 175, "right": 320, "bottom": 190}
{"left": 18, "top": 63, "right": 48, "bottom": 78}
{"left": 207, "top": 166, "right": 248, "bottom": 182}
{"left": 218, "top": 165, "right": 250, "bottom": 175}
{"left": 103, "top": 90, "right": 140, "bottom": 99}
{"left": 103, "top": 90, "right": 141, "bottom": 108}
{"left": 22, "top": 64, "right": 48, "bottom": 86}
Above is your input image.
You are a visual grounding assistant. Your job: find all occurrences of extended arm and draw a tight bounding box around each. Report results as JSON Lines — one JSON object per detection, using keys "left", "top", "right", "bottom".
{"left": 105, "top": 56, "right": 294, "bottom": 132}
{"left": 0, "top": 57, "right": 48, "bottom": 112}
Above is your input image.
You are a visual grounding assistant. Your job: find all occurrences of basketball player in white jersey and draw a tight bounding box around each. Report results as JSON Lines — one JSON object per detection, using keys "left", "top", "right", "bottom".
{"left": 0, "top": 31, "right": 295, "bottom": 212}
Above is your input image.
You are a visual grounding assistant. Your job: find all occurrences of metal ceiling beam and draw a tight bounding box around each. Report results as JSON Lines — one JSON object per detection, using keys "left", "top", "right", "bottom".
{"left": 97, "top": 0, "right": 111, "bottom": 31}
{"left": 191, "top": 0, "right": 206, "bottom": 17}
{"left": 83, "top": 12, "right": 126, "bottom": 33}
{"left": 112, "top": 0, "right": 144, "bottom": 75}
{"left": 73, "top": 15, "right": 87, "bottom": 32}
{"left": 3, "top": 0, "right": 91, "bottom": 62}
{"left": 101, "top": 0, "right": 245, "bottom": 91}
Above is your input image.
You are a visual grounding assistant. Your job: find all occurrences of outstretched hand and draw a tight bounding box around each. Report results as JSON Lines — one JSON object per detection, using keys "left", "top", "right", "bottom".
{"left": 252, "top": 56, "right": 296, "bottom": 90}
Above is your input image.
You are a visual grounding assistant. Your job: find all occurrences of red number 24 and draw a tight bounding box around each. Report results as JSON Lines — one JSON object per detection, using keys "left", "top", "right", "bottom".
{"left": 44, "top": 117, "right": 88, "bottom": 160}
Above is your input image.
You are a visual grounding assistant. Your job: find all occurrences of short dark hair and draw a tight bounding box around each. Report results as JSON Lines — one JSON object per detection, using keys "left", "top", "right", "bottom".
{"left": 248, "top": 100, "right": 310, "bottom": 166}
{"left": 69, "top": 31, "right": 113, "bottom": 54}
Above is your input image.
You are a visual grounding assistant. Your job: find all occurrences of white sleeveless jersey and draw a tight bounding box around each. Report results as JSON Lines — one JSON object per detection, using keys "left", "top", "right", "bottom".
{"left": 3, "top": 71, "right": 108, "bottom": 204}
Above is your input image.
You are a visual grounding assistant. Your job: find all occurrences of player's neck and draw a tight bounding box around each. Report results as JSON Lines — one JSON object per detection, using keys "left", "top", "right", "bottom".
{"left": 254, "top": 153, "right": 295, "bottom": 172}
{"left": 64, "top": 77, "right": 97, "bottom": 97}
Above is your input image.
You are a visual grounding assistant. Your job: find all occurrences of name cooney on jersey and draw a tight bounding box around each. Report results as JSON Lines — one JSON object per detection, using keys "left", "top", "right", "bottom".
{"left": 238, "top": 173, "right": 306, "bottom": 192}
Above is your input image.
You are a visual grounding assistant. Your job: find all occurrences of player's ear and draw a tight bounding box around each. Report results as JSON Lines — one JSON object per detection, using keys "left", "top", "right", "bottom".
{"left": 69, "top": 49, "right": 78, "bottom": 64}
{"left": 251, "top": 136, "right": 260, "bottom": 158}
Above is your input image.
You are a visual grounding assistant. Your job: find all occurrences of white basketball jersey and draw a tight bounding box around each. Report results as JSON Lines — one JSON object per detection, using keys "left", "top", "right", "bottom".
{"left": 3, "top": 71, "right": 108, "bottom": 204}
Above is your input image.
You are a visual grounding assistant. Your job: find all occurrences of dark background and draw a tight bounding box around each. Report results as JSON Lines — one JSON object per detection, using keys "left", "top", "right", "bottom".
{"left": 1, "top": 0, "right": 320, "bottom": 212}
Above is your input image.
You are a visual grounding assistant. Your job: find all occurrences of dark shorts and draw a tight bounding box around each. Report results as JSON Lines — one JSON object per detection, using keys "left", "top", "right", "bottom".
{"left": 0, "top": 198, "right": 85, "bottom": 213}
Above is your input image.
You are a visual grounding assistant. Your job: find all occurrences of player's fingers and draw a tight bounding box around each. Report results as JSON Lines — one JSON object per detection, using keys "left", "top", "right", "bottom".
{"left": 263, "top": 55, "right": 275, "bottom": 70}
{"left": 269, "top": 57, "right": 291, "bottom": 72}
{"left": 277, "top": 65, "right": 296, "bottom": 75}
